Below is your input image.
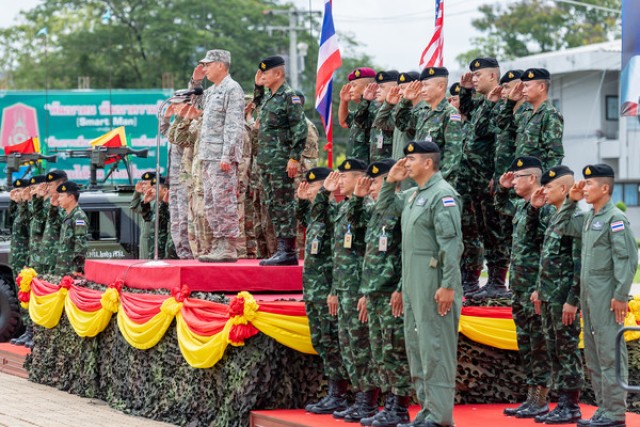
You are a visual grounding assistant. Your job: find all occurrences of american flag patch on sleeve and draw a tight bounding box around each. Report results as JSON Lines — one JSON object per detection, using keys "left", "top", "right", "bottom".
{"left": 291, "top": 96, "right": 301, "bottom": 104}
{"left": 442, "top": 197, "right": 456, "bottom": 207}
{"left": 450, "top": 114, "right": 461, "bottom": 122}
{"left": 76, "top": 219, "right": 86, "bottom": 226}
{"left": 611, "top": 220, "right": 624, "bottom": 232}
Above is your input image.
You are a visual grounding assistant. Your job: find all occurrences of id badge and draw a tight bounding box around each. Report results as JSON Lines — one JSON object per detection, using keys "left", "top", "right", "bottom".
{"left": 344, "top": 232, "right": 352, "bottom": 249}
{"left": 311, "top": 238, "right": 319, "bottom": 255}
{"left": 377, "top": 133, "right": 384, "bottom": 149}
{"left": 378, "top": 235, "right": 388, "bottom": 252}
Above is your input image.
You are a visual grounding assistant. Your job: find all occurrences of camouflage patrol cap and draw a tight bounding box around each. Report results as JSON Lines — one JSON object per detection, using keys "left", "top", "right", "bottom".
{"left": 30, "top": 175, "right": 46, "bottom": 185}
{"left": 367, "top": 158, "right": 396, "bottom": 178}
{"left": 469, "top": 57, "right": 499, "bottom": 71}
{"left": 541, "top": 165, "right": 573, "bottom": 185}
{"left": 141, "top": 171, "right": 157, "bottom": 181}
{"left": 199, "top": 49, "right": 231, "bottom": 65}
{"left": 500, "top": 69, "right": 523, "bottom": 84}
{"left": 420, "top": 66, "right": 449, "bottom": 81}
{"left": 521, "top": 68, "right": 551, "bottom": 81}
{"left": 46, "top": 170, "right": 67, "bottom": 182}
{"left": 449, "top": 82, "right": 461, "bottom": 96}
{"left": 338, "top": 158, "right": 368, "bottom": 172}
{"left": 509, "top": 156, "right": 542, "bottom": 172}
{"left": 57, "top": 181, "right": 80, "bottom": 195}
{"left": 305, "top": 167, "right": 332, "bottom": 183}
{"left": 404, "top": 140, "right": 439, "bottom": 155}
{"left": 13, "top": 178, "right": 30, "bottom": 188}
{"left": 398, "top": 71, "right": 420, "bottom": 84}
{"left": 258, "top": 56, "right": 285, "bottom": 71}
{"left": 582, "top": 164, "right": 614, "bottom": 179}
{"left": 375, "top": 70, "right": 399, "bottom": 84}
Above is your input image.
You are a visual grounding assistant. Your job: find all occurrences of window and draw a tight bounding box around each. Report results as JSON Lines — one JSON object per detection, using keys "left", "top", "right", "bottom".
{"left": 85, "top": 209, "right": 119, "bottom": 241}
{"left": 612, "top": 183, "right": 639, "bottom": 207}
{"left": 606, "top": 96, "right": 619, "bottom": 121}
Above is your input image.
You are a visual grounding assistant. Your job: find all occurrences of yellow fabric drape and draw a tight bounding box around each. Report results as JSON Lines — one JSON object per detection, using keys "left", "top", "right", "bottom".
{"left": 29, "top": 289, "right": 66, "bottom": 329}
{"left": 252, "top": 311, "right": 317, "bottom": 355}
{"left": 175, "top": 315, "right": 233, "bottom": 368}
{"left": 117, "top": 298, "right": 181, "bottom": 350}
{"left": 64, "top": 297, "right": 115, "bottom": 338}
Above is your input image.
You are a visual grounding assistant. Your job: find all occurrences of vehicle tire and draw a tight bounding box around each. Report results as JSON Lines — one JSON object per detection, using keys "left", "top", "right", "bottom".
{"left": 0, "top": 277, "right": 21, "bottom": 342}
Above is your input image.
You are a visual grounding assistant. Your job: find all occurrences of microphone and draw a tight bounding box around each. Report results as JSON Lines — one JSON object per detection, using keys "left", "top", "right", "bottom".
{"left": 174, "top": 87, "right": 204, "bottom": 97}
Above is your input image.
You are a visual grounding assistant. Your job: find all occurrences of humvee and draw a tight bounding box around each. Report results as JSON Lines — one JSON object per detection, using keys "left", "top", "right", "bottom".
{"left": 0, "top": 190, "right": 143, "bottom": 342}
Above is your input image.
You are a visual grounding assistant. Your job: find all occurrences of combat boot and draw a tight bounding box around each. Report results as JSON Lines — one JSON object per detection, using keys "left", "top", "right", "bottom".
{"left": 471, "top": 266, "right": 510, "bottom": 300}
{"left": 516, "top": 385, "right": 549, "bottom": 418}
{"left": 10, "top": 325, "right": 33, "bottom": 347}
{"left": 197, "top": 239, "right": 222, "bottom": 263}
{"left": 308, "top": 379, "right": 349, "bottom": 414}
{"left": 360, "top": 393, "right": 393, "bottom": 426}
{"left": 334, "top": 392, "right": 362, "bottom": 419}
{"left": 259, "top": 238, "right": 298, "bottom": 266}
{"left": 544, "top": 390, "right": 582, "bottom": 424}
{"left": 344, "top": 388, "right": 380, "bottom": 423}
{"left": 373, "top": 394, "right": 411, "bottom": 427}
{"left": 462, "top": 269, "right": 481, "bottom": 297}
{"left": 216, "top": 238, "right": 238, "bottom": 262}
{"left": 504, "top": 386, "right": 536, "bottom": 416}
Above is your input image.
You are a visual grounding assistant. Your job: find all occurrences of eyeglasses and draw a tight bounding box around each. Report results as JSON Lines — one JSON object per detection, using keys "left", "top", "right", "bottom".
{"left": 513, "top": 173, "right": 533, "bottom": 179}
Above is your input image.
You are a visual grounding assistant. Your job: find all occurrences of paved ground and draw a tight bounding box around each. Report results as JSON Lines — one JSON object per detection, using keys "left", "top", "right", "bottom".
{"left": 0, "top": 373, "right": 175, "bottom": 427}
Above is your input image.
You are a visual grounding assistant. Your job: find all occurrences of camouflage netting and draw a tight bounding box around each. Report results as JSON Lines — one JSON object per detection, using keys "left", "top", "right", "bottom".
{"left": 24, "top": 282, "right": 640, "bottom": 427}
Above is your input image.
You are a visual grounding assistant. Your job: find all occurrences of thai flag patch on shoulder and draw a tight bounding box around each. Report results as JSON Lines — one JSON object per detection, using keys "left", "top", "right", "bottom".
{"left": 291, "top": 95, "right": 301, "bottom": 104}
{"left": 611, "top": 220, "right": 624, "bottom": 232}
{"left": 450, "top": 114, "right": 461, "bottom": 122}
{"left": 442, "top": 197, "right": 456, "bottom": 207}
{"left": 76, "top": 219, "right": 86, "bottom": 226}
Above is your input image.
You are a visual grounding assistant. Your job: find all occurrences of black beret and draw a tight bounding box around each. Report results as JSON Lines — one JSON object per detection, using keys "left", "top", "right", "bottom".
{"left": 46, "top": 170, "right": 67, "bottom": 182}
{"left": 420, "top": 66, "right": 449, "bottom": 81}
{"left": 258, "top": 56, "right": 285, "bottom": 72}
{"left": 500, "top": 69, "right": 524, "bottom": 84}
{"left": 367, "top": 159, "right": 396, "bottom": 178}
{"left": 376, "top": 70, "right": 399, "bottom": 84}
{"left": 509, "top": 156, "right": 542, "bottom": 172}
{"left": 583, "top": 164, "right": 614, "bottom": 179}
{"left": 13, "top": 178, "right": 30, "bottom": 188}
{"left": 521, "top": 68, "right": 551, "bottom": 81}
{"left": 141, "top": 171, "right": 156, "bottom": 181}
{"left": 541, "top": 165, "right": 574, "bottom": 185}
{"left": 152, "top": 176, "right": 167, "bottom": 185}
{"left": 449, "top": 82, "right": 461, "bottom": 96}
{"left": 398, "top": 71, "right": 420, "bottom": 84}
{"left": 338, "top": 158, "right": 368, "bottom": 172}
{"left": 57, "top": 181, "right": 80, "bottom": 194}
{"left": 29, "top": 175, "right": 46, "bottom": 185}
{"left": 305, "top": 167, "right": 332, "bottom": 183}
{"left": 469, "top": 57, "right": 500, "bottom": 71}
{"left": 404, "top": 140, "right": 440, "bottom": 155}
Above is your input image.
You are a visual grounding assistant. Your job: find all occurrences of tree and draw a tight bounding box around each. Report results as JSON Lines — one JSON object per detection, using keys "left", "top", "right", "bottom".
{"left": 456, "top": 0, "right": 621, "bottom": 67}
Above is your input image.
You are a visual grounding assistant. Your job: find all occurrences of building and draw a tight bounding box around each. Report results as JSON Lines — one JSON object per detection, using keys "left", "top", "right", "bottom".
{"left": 501, "top": 40, "right": 640, "bottom": 234}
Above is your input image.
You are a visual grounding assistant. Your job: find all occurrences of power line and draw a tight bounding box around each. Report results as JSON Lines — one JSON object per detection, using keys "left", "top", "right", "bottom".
{"left": 553, "top": 0, "right": 621, "bottom": 14}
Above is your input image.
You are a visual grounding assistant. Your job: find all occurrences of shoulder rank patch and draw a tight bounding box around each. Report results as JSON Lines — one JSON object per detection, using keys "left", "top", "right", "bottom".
{"left": 76, "top": 219, "right": 86, "bottom": 226}
{"left": 291, "top": 95, "right": 301, "bottom": 104}
{"left": 442, "top": 197, "right": 456, "bottom": 207}
{"left": 450, "top": 114, "right": 461, "bottom": 122}
{"left": 611, "top": 220, "right": 624, "bottom": 232}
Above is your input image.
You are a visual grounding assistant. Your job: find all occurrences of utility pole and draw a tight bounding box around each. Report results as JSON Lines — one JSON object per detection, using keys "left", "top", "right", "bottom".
{"left": 265, "top": 7, "right": 320, "bottom": 90}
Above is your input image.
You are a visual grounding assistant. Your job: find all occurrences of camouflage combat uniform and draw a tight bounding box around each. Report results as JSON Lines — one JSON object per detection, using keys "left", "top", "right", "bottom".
{"left": 10, "top": 200, "right": 30, "bottom": 279}
{"left": 189, "top": 117, "right": 214, "bottom": 256}
{"left": 494, "top": 102, "right": 532, "bottom": 188}
{"left": 130, "top": 191, "right": 153, "bottom": 259}
{"left": 256, "top": 82, "right": 307, "bottom": 239}
{"left": 360, "top": 192, "right": 411, "bottom": 397}
{"left": 146, "top": 200, "right": 170, "bottom": 259}
{"left": 345, "top": 100, "right": 375, "bottom": 162}
{"left": 372, "top": 101, "right": 405, "bottom": 161}
{"left": 299, "top": 190, "right": 346, "bottom": 381}
{"left": 237, "top": 119, "right": 257, "bottom": 258}
{"left": 356, "top": 100, "right": 392, "bottom": 161}
{"left": 29, "top": 195, "right": 47, "bottom": 270}
{"left": 293, "top": 118, "right": 320, "bottom": 257}
{"left": 513, "top": 99, "right": 564, "bottom": 171}
{"left": 54, "top": 205, "right": 89, "bottom": 275}
{"left": 41, "top": 201, "right": 64, "bottom": 273}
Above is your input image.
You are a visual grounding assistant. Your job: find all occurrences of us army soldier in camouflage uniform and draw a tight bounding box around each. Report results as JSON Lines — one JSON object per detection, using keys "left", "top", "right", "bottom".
{"left": 396, "top": 67, "right": 463, "bottom": 184}
{"left": 357, "top": 159, "right": 412, "bottom": 427}
{"left": 40, "top": 170, "right": 68, "bottom": 273}
{"left": 528, "top": 166, "right": 584, "bottom": 424}
{"left": 297, "top": 167, "right": 349, "bottom": 415}
{"left": 378, "top": 141, "right": 463, "bottom": 427}
{"left": 324, "top": 160, "right": 379, "bottom": 423}
{"left": 338, "top": 67, "right": 377, "bottom": 162}
{"left": 358, "top": 70, "right": 399, "bottom": 161}
{"left": 255, "top": 55, "right": 307, "bottom": 266}
{"left": 508, "top": 68, "right": 564, "bottom": 172}
{"left": 190, "top": 49, "right": 244, "bottom": 263}
{"left": 496, "top": 157, "right": 552, "bottom": 419}
{"left": 54, "top": 181, "right": 89, "bottom": 276}
{"left": 555, "top": 164, "right": 637, "bottom": 427}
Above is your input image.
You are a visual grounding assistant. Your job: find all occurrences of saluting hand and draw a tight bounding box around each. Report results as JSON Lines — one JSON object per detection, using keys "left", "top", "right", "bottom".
{"left": 327, "top": 295, "right": 338, "bottom": 316}
{"left": 499, "top": 171, "right": 515, "bottom": 189}
{"left": 353, "top": 176, "right": 372, "bottom": 198}
{"left": 339, "top": 84, "right": 351, "bottom": 102}
{"left": 487, "top": 85, "right": 503, "bottom": 103}
{"left": 530, "top": 187, "right": 546, "bottom": 208}
{"left": 390, "top": 291, "right": 403, "bottom": 317}
{"left": 363, "top": 83, "right": 378, "bottom": 101}
{"left": 323, "top": 171, "right": 340, "bottom": 193}
{"left": 297, "top": 181, "right": 309, "bottom": 200}
{"left": 402, "top": 81, "right": 421, "bottom": 101}
{"left": 508, "top": 82, "right": 525, "bottom": 102}
{"left": 569, "top": 180, "right": 585, "bottom": 202}
{"left": 386, "top": 86, "right": 402, "bottom": 105}
{"left": 357, "top": 296, "right": 368, "bottom": 323}
{"left": 192, "top": 64, "right": 206, "bottom": 81}
{"left": 435, "top": 287, "right": 455, "bottom": 317}
{"left": 460, "top": 72, "right": 474, "bottom": 89}
{"left": 386, "top": 158, "right": 409, "bottom": 183}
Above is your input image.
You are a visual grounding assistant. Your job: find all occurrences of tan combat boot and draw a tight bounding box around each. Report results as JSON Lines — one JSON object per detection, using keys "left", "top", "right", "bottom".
{"left": 212, "top": 238, "right": 238, "bottom": 263}
{"left": 197, "top": 239, "right": 222, "bottom": 263}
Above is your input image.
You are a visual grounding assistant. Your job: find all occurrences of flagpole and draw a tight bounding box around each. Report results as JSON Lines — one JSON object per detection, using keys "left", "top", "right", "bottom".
{"left": 44, "top": 32, "right": 49, "bottom": 157}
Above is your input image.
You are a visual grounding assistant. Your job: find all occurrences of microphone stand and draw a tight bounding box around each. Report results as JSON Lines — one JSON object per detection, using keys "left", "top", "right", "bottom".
{"left": 152, "top": 97, "right": 173, "bottom": 262}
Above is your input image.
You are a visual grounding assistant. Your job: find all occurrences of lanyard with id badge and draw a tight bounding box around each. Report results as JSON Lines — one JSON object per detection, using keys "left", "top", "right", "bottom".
{"left": 311, "top": 236, "right": 320, "bottom": 255}
{"left": 379, "top": 226, "right": 388, "bottom": 252}
{"left": 344, "top": 224, "right": 353, "bottom": 249}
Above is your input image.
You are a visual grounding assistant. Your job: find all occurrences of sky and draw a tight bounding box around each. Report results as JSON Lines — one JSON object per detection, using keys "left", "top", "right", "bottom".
{"left": 1, "top": 0, "right": 494, "bottom": 72}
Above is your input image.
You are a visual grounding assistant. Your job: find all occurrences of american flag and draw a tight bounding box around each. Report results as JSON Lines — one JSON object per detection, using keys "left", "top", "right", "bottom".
{"left": 315, "top": 0, "right": 342, "bottom": 168}
{"left": 419, "top": 0, "right": 444, "bottom": 69}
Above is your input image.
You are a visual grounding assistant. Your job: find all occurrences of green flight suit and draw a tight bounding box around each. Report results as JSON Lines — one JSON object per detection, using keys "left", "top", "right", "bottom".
{"left": 377, "top": 172, "right": 463, "bottom": 426}
{"left": 556, "top": 198, "right": 637, "bottom": 422}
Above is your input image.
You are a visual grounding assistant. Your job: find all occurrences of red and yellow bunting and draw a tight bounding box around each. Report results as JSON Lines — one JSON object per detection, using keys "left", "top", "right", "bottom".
{"left": 17, "top": 268, "right": 640, "bottom": 369}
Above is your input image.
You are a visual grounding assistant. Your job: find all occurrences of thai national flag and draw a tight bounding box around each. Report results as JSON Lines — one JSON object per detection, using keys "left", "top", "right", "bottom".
{"left": 611, "top": 220, "right": 625, "bottom": 232}
{"left": 315, "top": 0, "right": 342, "bottom": 167}
{"left": 419, "top": 0, "right": 444, "bottom": 69}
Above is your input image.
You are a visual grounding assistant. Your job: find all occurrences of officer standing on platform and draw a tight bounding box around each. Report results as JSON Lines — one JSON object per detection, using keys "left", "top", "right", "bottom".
{"left": 41, "top": 170, "right": 68, "bottom": 273}
{"left": 378, "top": 141, "right": 463, "bottom": 427}
{"left": 255, "top": 55, "right": 308, "bottom": 266}
{"left": 338, "top": 67, "right": 377, "bottom": 162}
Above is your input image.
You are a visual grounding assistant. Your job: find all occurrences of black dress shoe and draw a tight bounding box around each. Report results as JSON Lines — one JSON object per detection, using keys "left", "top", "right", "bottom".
{"left": 588, "top": 416, "right": 626, "bottom": 427}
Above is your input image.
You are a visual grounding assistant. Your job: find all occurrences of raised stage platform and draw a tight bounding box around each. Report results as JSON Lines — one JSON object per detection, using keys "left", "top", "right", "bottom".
{"left": 251, "top": 404, "right": 640, "bottom": 427}
{"left": 0, "top": 343, "right": 29, "bottom": 379}
{"left": 85, "top": 259, "right": 303, "bottom": 292}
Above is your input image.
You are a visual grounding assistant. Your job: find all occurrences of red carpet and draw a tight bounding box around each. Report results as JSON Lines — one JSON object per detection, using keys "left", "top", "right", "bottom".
{"left": 84, "top": 259, "right": 303, "bottom": 292}
{"left": 251, "top": 404, "right": 640, "bottom": 427}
